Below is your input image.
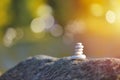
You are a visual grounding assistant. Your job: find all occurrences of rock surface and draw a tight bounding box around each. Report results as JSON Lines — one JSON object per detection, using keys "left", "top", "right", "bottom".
{"left": 0, "top": 55, "right": 120, "bottom": 80}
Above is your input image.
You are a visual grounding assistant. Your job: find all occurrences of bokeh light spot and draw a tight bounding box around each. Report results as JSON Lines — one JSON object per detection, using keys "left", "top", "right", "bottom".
{"left": 3, "top": 28, "right": 17, "bottom": 47}
{"left": 41, "top": 15, "right": 55, "bottom": 30}
{"left": 30, "top": 14, "right": 55, "bottom": 33}
{"left": 50, "top": 24, "right": 63, "bottom": 37}
{"left": 30, "top": 18, "right": 46, "bottom": 33}
{"left": 106, "top": 10, "right": 116, "bottom": 24}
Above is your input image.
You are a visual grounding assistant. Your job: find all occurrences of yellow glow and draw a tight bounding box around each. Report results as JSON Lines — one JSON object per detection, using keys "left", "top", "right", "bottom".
{"left": 36, "top": 4, "right": 53, "bottom": 17}
{"left": 106, "top": 10, "right": 116, "bottom": 24}
{"left": 0, "top": 10, "right": 9, "bottom": 27}
{"left": 90, "top": 3, "right": 103, "bottom": 17}
{"left": 27, "top": 0, "right": 44, "bottom": 17}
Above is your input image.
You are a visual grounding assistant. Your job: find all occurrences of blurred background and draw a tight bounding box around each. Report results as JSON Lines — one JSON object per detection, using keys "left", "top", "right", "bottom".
{"left": 1, "top": 0, "right": 120, "bottom": 72}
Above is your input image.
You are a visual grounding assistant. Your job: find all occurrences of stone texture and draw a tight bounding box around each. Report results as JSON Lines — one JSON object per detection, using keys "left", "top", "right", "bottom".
{"left": 0, "top": 55, "right": 120, "bottom": 80}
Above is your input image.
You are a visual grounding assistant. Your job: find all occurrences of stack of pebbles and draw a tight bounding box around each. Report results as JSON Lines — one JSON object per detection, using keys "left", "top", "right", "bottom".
{"left": 71, "top": 43, "right": 86, "bottom": 60}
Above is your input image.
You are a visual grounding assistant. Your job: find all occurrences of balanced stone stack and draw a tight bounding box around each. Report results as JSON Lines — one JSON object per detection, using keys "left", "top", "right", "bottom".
{"left": 0, "top": 55, "right": 120, "bottom": 80}
{"left": 70, "top": 43, "right": 86, "bottom": 60}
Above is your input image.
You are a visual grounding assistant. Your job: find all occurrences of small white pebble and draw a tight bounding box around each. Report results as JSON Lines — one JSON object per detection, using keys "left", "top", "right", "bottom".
{"left": 76, "top": 43, "right": 82, "bottom": 45}
{"left": 71, "top": 54, "right": 86, "bottom": 60}
{"left": 75, "top": 48, "right": 83, "bottom": 52}
{"left": 75, "top": 45, "right": 84, "bottom": 49}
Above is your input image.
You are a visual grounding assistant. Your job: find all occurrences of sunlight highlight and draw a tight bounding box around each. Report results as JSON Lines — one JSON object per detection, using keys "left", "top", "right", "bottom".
{"left": 106, "top": 10, "right": 116, "bottom": 24}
